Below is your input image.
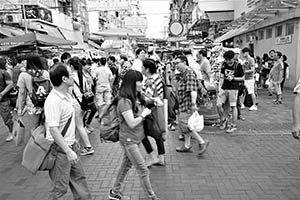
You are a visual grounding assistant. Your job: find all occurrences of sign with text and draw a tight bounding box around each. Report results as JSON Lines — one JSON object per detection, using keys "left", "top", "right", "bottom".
{"left": 275, "top": 35, "right": 292, "bottom": 45}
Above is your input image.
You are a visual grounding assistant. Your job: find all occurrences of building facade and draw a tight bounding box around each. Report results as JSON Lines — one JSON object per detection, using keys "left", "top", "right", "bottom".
{"left": 0, "top": 0, "right": 90, "bottom": 47}
{"left": 217, "top": 0, "right": 299, "bottom": 88}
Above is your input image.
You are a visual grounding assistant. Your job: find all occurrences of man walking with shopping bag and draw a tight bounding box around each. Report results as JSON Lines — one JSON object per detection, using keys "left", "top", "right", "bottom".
{"left": 173, "top": 55, "right": 209, "bottom": 155}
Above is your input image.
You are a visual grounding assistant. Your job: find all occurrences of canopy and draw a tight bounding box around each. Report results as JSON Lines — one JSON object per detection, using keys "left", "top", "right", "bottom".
{"left": 0, "top": 32, "right": 77, "bottom": 50}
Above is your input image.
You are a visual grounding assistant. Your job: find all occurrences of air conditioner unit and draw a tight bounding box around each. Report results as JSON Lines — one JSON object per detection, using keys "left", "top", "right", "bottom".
{"left": 249, "top": 35, "right": 256, "bottom": 41}
{"left": 4, "top": 14, "right": 22, "bottom": 23}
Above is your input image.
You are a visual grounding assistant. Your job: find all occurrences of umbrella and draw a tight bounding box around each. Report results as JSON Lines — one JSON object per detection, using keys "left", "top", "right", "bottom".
{"left": 0, "top": 32, "right": 77, "bottom": 49}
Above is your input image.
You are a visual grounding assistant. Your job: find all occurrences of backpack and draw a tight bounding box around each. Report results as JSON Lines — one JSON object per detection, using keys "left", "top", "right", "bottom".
{"left": 99, "top": 97, "right": 120, "bottom": 142}
{"left": 28, "top": 71, "right": 52, "bottom": 108}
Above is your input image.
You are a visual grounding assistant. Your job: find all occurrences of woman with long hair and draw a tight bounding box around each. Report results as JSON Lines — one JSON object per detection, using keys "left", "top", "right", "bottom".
{"left": 109, "top": 70, "right": 159, "bottom": 200}
{"left": 68, "top": 57, "right": 94, "bottom": 156}
{"left": 16, "top": 55, "right": 49, "bottom": 144}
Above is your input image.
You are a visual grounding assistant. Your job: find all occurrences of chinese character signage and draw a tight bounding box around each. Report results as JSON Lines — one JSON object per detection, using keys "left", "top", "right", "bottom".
{"left": 24, "top": 5, "right": 52, "bottom": 23}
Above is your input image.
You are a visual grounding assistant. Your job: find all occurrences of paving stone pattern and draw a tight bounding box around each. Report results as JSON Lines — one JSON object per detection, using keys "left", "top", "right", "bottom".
{"left": 0, "top": 89, "right": 299, "bottom": 200}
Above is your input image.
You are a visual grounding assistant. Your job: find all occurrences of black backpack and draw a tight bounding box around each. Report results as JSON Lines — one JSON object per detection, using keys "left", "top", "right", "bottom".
{"left": 28, "top": 71, "right": 52, "bottom": 108}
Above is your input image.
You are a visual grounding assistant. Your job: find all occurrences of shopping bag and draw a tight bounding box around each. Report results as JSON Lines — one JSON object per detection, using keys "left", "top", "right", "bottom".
{"left": 144, "top": 105, "right": 166, "bottom": 139}
{"left": 188, "top": 111, "right": 204, "bottom": 132}
{"left": 12, "top": 117, "right": 25, "bottom": 146}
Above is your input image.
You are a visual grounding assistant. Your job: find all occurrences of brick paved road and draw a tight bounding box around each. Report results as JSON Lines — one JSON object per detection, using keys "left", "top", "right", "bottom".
{"left": 0, "top": 89, "right": 299, "bottom": 200}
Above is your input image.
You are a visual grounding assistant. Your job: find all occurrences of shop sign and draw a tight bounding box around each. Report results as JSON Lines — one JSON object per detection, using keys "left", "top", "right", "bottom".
{"left": 24, "top": 5, "right": 53, "bottom": 23}
{"left": 276, "top": 35, "right": 292, "bottom": 45}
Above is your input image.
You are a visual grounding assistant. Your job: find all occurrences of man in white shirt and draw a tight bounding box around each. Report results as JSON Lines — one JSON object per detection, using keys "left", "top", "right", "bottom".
{"left": 241, "top": 47, "right": 258, "bottom": 111}
{"left": 131, "top": 48, "right": 147, "bottom": 72}
{"left": 44, "top": 63, "right": 91, "bottom": 200}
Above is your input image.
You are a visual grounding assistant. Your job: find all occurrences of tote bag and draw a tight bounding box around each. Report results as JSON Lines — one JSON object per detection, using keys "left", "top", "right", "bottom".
{"left": 144, "top": 105, "right": 166, "bottom": 139}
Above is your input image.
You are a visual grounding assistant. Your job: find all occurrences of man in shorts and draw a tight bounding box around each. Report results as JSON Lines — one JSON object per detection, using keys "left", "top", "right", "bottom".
{"left": 217, "top": 50, "right": 244, "bottom": 133}
{"left": 173, "top": 55, "right": 209, "bottom": 155}
{"left": 241, "top": 47, "right": 257, "bottom": 111}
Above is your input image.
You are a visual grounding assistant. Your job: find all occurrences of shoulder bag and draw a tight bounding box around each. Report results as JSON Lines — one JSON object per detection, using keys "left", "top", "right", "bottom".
{"left": 22, "top": 115, "right": 72, "bottom": 174}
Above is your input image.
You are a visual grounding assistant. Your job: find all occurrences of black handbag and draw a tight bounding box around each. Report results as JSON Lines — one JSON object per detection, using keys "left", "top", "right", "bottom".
{"left": 73, "top": 81, "right": 95, "bottom": 111}
{"left": 144, "top": 105, "right": 165, "bottom": 139}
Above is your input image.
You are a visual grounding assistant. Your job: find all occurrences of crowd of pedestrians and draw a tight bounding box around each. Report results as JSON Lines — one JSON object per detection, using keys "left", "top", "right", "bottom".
{"left": 0, "top": 44, "right": 296, "bottom": 199}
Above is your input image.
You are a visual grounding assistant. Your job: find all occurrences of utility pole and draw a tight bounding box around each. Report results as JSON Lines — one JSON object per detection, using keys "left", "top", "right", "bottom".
{"left": 21, "top": 0, "right": 28, "bottom": 33}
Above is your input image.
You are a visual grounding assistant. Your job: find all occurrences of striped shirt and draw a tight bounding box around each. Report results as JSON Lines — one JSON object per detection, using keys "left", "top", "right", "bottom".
{"left": 143, "top": 73, "right": 164, "bottom": 100}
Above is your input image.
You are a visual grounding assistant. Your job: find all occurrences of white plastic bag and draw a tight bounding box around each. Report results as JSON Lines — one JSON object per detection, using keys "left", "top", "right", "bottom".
{"left": 188, "top": 111, "right": 204, "bottom": 132}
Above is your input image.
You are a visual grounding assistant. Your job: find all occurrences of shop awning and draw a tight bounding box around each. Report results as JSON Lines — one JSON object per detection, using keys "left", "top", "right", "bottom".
{"left": 215, "top": 25, "right": 248, "bottom": 42}
{"left": 27, "top": 21, "right": 65, "bottom": 39}
{"left": 0, "top": 32, "right": 77, "bottom": 49}
{"left": 59, "top": 28, "right": 84, "bottom": 44}
{"left": 0, "top": 27, "right": 24, "bottom": 37}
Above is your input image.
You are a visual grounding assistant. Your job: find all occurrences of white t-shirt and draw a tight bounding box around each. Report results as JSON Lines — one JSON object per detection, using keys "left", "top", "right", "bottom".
{"left": 93, "top": 65, "right": 114, "bottom": 92}
{"left": 131, "top": 59, "right": 143, "bottom": 72}
{"left": 187, "top": 55, "right": 202, "bottom": 80}
{"left": 45, "top": 89, "right": 76, "bottom": 146}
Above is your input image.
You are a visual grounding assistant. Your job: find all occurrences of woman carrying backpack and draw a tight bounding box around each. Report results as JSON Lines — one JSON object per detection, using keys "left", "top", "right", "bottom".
{"left": 108, "top": 70, "right": 160, "bottom": 200}
{"left": 16, "top": 55, "right": 50, "bottom": 145}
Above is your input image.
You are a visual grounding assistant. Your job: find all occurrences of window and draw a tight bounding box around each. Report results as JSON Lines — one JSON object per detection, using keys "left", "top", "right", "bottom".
{"left": 286, "top": 22, "right": 294, "bottom": 35}
{"left": 246, "top": 34, "right": 250, "bottom": 42}
{"left": 275, "top": 25, "right": 282, "bottom": 37}
{"left": 266, "top": 28, "right": 272, "bottom": 39}
{"left": 258, "top": 30, "right": 264, "bottom": 40}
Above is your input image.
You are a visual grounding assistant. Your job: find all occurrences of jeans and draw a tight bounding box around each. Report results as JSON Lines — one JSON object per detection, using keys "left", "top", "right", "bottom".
{"left": 0, "top": 100, "right": 13, "bottom": 133}
{"left": 48, "top": 143, "right": 91, "bottom": 200}
{"left": 142, "top": 136, "right": 165, "bottom": 155}
{"left": 112, "top": 143, "right": 156, "bottom": 198}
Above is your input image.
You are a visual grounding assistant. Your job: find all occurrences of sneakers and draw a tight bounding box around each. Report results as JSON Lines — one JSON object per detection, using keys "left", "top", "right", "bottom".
{"left": 220, "top": 118, "right": 228, "bottom": 130}
{"left": 109, "top": 189, "right": 130, "bottom": 200}
{"left": 168, "top": 123, "right": 176, "bottom": 131}
{"left": 241, "top": 104, "right": 245, "bottom": 109}
{"left": 249, "top": 105, "right": 258, "bottom": 111}
{"left": 5, "top": 135, "right": 13, "bottom": 142}
{"left": 85, "top": 125, "right": 95, "bottom": 133}
{"left": 176, "top": 145, "right": 193, "bottom": 153}
{"left": 198, "top": 140, "right": 210, "bottom": 155}
{"left": 226, "top": 124, "right": 237, "bottom": 133}
{"left": 178, "top": 134, "right": 184, "bottom": 141}
{"left": 145, "top": 155, "right": 159, "bottom": 168}
{"left": 80, "top": 146, "right": 94, "bottom": 156}
{"left": 238, "top": 116, "right": 245, "bottom": 121}
{"left": 274, "top": 100, "right": 282, "bottom": 104}
{"left": 85, "top": 127, "right": 91, "bottom": 134}
{"left": 154, "top": 155, "right": 166, "bottom": 166}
